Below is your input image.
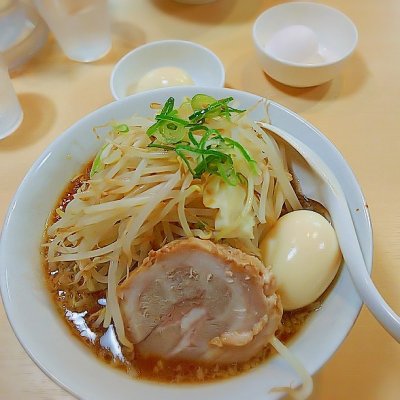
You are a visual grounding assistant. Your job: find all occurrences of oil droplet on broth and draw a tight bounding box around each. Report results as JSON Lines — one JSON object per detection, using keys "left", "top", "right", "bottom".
{"left": 127, "top": 66, "right": 194, "bottom": 95}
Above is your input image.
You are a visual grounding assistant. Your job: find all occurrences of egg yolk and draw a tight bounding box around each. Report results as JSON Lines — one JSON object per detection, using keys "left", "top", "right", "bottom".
{"left": 132, "top": 66, "right": 194, "bottom": 94}
{"left": 260, "top": 210, "right": 342, "bottom": 311}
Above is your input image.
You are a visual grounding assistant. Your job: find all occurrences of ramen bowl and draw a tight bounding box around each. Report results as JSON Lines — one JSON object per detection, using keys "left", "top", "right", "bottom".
{"left": 0, "top": 87, "right": 372, "bottom": 399}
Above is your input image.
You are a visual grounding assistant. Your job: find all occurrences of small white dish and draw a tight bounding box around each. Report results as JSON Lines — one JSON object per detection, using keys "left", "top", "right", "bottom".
{"left": 0, "top": 86, "right": 372, "bottom": 400}
{"left": 110, "top": 40, "right": 225, "bottom": 100}
{"left": 252, "top": 2, "right": 358, "bottom": 87}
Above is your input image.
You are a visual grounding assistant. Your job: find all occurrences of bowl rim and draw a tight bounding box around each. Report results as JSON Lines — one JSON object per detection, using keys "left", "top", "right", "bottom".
{"left": 252, "top": 1, "right": 359, "bottom": 68}
{"left": 0, "top": 86, "right": 372, "bottom": 400}
{"left": 110, "top": 39, "right": 226, "bottom": 100}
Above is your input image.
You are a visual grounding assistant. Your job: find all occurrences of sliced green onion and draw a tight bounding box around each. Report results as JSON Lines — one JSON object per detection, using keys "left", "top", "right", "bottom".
{"left": 194, "top": 154, "right": 221, "bottom": 177}
{"left": 191, "top": 94, "right": 217, "bottom": 110}
{"left": 199, "top": 129, "right": 223, "bottom": 150}
{"left": 146, "top": 97, "right": 176, "bottom": 137}
{"left": 147, "top": 120, "right": 163, "bottom": 137}
{"left": 188, "top": 131, "right": 199, "bottom": 146}
{"left": 175, "top": 144, "right": 231, "bottom": 161}
{"left": 147, "top": 143, "right": 176, "bottom": 151}
{"left": 90, "top": 143, "right": 107, "bottom": 178}
{"left": 158, "top": 122, "right": 186, "bottom": 144}
{"left": 188, "top": 97, "right": 235, "bottom": 123}
{"left": 223, "top": 137, "right": 259, "bottom": 174}
{"left": 161, "top": 97, "right": 175, "bottom": 115}
{"left": 217, "top": 162, "right": 240, "bottom": 186}
{"left": 145, "top": 95, "right": 253, "bottom": 185}
{"left": 175, "top": 148, "right": 197, "bottom": 176}
{"left": 188, "top": 124, "right": 209, "bottom": 132}
{"left": 155, "top": 114, "right": 188, "bottom": 125}
{"left": 115, "top": 124, "right": 129, "bottom": 133}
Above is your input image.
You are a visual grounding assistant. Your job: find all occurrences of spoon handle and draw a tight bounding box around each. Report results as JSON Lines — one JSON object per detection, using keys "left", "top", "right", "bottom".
{"left": 331, "top": 191, "right": 400, "bottom": 342}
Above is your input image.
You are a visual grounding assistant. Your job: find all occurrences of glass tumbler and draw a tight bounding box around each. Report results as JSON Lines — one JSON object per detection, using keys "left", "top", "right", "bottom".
{"left": 0, "top": 56, "right": 23, "bottom": 139}
{"left": 33, "top": 0, "right": 111, "bottom": 62}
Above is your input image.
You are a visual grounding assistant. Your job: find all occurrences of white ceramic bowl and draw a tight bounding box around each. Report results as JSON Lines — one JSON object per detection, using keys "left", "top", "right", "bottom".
{"left": 252, "top": 2, "right": 358, "bottom": 87}
{"left": 110, "top": 40, "right": 225, "bottom": 100}
{"left": 0, "top": 87, "right": 372, "bottom": 400}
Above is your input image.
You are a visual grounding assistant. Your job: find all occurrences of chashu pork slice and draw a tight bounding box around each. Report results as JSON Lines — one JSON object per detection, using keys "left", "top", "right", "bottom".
{"left": 118, "top": 238, "right": 282, "bottom": 364}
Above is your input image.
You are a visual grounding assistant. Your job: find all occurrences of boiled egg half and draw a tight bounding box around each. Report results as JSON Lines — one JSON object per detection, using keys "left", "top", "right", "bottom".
{"left": 135, "top": 66, "right": 194, "bottom": 93}
{"left": 260, "top": 210, "right": 342, "bottom": 310}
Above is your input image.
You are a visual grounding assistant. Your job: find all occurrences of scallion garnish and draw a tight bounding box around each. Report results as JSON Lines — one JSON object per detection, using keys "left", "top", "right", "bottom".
{"left": 190, "top": 94, "right": 216, "bottom": 110}
{"left": 146, "top": 95, "right": 257, "bottom": 185}
{"left": 115, "top": 124, "right": 129, "bottom": 133}
{"left": 90, "top": 143, "right": 107, "bottom": 178}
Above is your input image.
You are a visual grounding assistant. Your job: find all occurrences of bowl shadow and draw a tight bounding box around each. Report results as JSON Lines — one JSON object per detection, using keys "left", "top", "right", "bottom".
{"left": 0, "top": 93, "right": 56, "bottom": 151}
{"left": 226, "top": 50, "right": 367, "bottom": 115}
{"left": 226, "top": 51, "right": 331, "bottom": 114}
{"left": 259, "top": 51, "right": 368, "bottom": 100}
{"left": 150, "top": 0, "right": 267, "bottom": 24}
{"left": 9, "top": 21, "right": 147, "bottom": 72}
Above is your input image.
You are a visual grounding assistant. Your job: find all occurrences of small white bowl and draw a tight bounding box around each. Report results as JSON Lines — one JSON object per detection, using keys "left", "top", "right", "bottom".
{"left": 110, "top": 40, "right": 225, "bottom": 100}
{"left": 252, "top": 2, "right": 358, "bottom": 87}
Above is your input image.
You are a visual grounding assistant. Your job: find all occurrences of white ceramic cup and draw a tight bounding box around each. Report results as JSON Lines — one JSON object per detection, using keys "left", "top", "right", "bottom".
{"left": 252, "top": 2, "right": 358, "bottom": 87}
{"left": 33, "top": 0, "right": 111, "bottom": 62}
{"left": 0, "top": 55, "right": 23, "bottom": 139}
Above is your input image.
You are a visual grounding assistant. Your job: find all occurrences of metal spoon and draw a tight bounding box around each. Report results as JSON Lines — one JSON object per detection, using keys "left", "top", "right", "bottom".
{"left": 258, "top": 121, "right": 400, "bottom": 343}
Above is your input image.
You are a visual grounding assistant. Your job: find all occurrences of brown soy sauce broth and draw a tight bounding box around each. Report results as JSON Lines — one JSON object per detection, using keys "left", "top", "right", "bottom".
{"left": 46, "top": 269, "right": 318, "bottom": 383}
{"left": 43, "top": 163, "right": 334, "bottom": 384}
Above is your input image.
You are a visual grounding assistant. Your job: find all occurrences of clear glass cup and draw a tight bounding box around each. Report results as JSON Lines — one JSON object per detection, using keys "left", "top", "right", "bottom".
{"left": 33, "top": 0, "right": 111, "bottom": 62}
{"left": 0, "top": 0, "right": 26, "bottom": 51}
{"left": 0, "top": 0, "right": 49, "bottom": 71}
{"left": 0, "top": 55, "right": 23, "bottom": 139}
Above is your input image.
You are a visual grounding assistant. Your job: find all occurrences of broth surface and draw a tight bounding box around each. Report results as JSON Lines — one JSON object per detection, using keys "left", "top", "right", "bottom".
{"left": 43, "top": 165, "right": 320, "bottom": 383}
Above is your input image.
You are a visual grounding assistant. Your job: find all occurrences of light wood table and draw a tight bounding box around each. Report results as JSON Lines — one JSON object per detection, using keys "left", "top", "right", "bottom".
{"left": 1, "top": 0, "right": 399, "bottom": 399}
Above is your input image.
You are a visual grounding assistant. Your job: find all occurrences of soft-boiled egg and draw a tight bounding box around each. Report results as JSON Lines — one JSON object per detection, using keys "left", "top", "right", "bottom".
{"left": 133, "top": 66, "right": 194, "bottom": 93}
{"left": 265, "top": 25, "right": 323, "bottom": 64}
{"left": 260, "top": 210, "right": 342, "bottom": 311}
